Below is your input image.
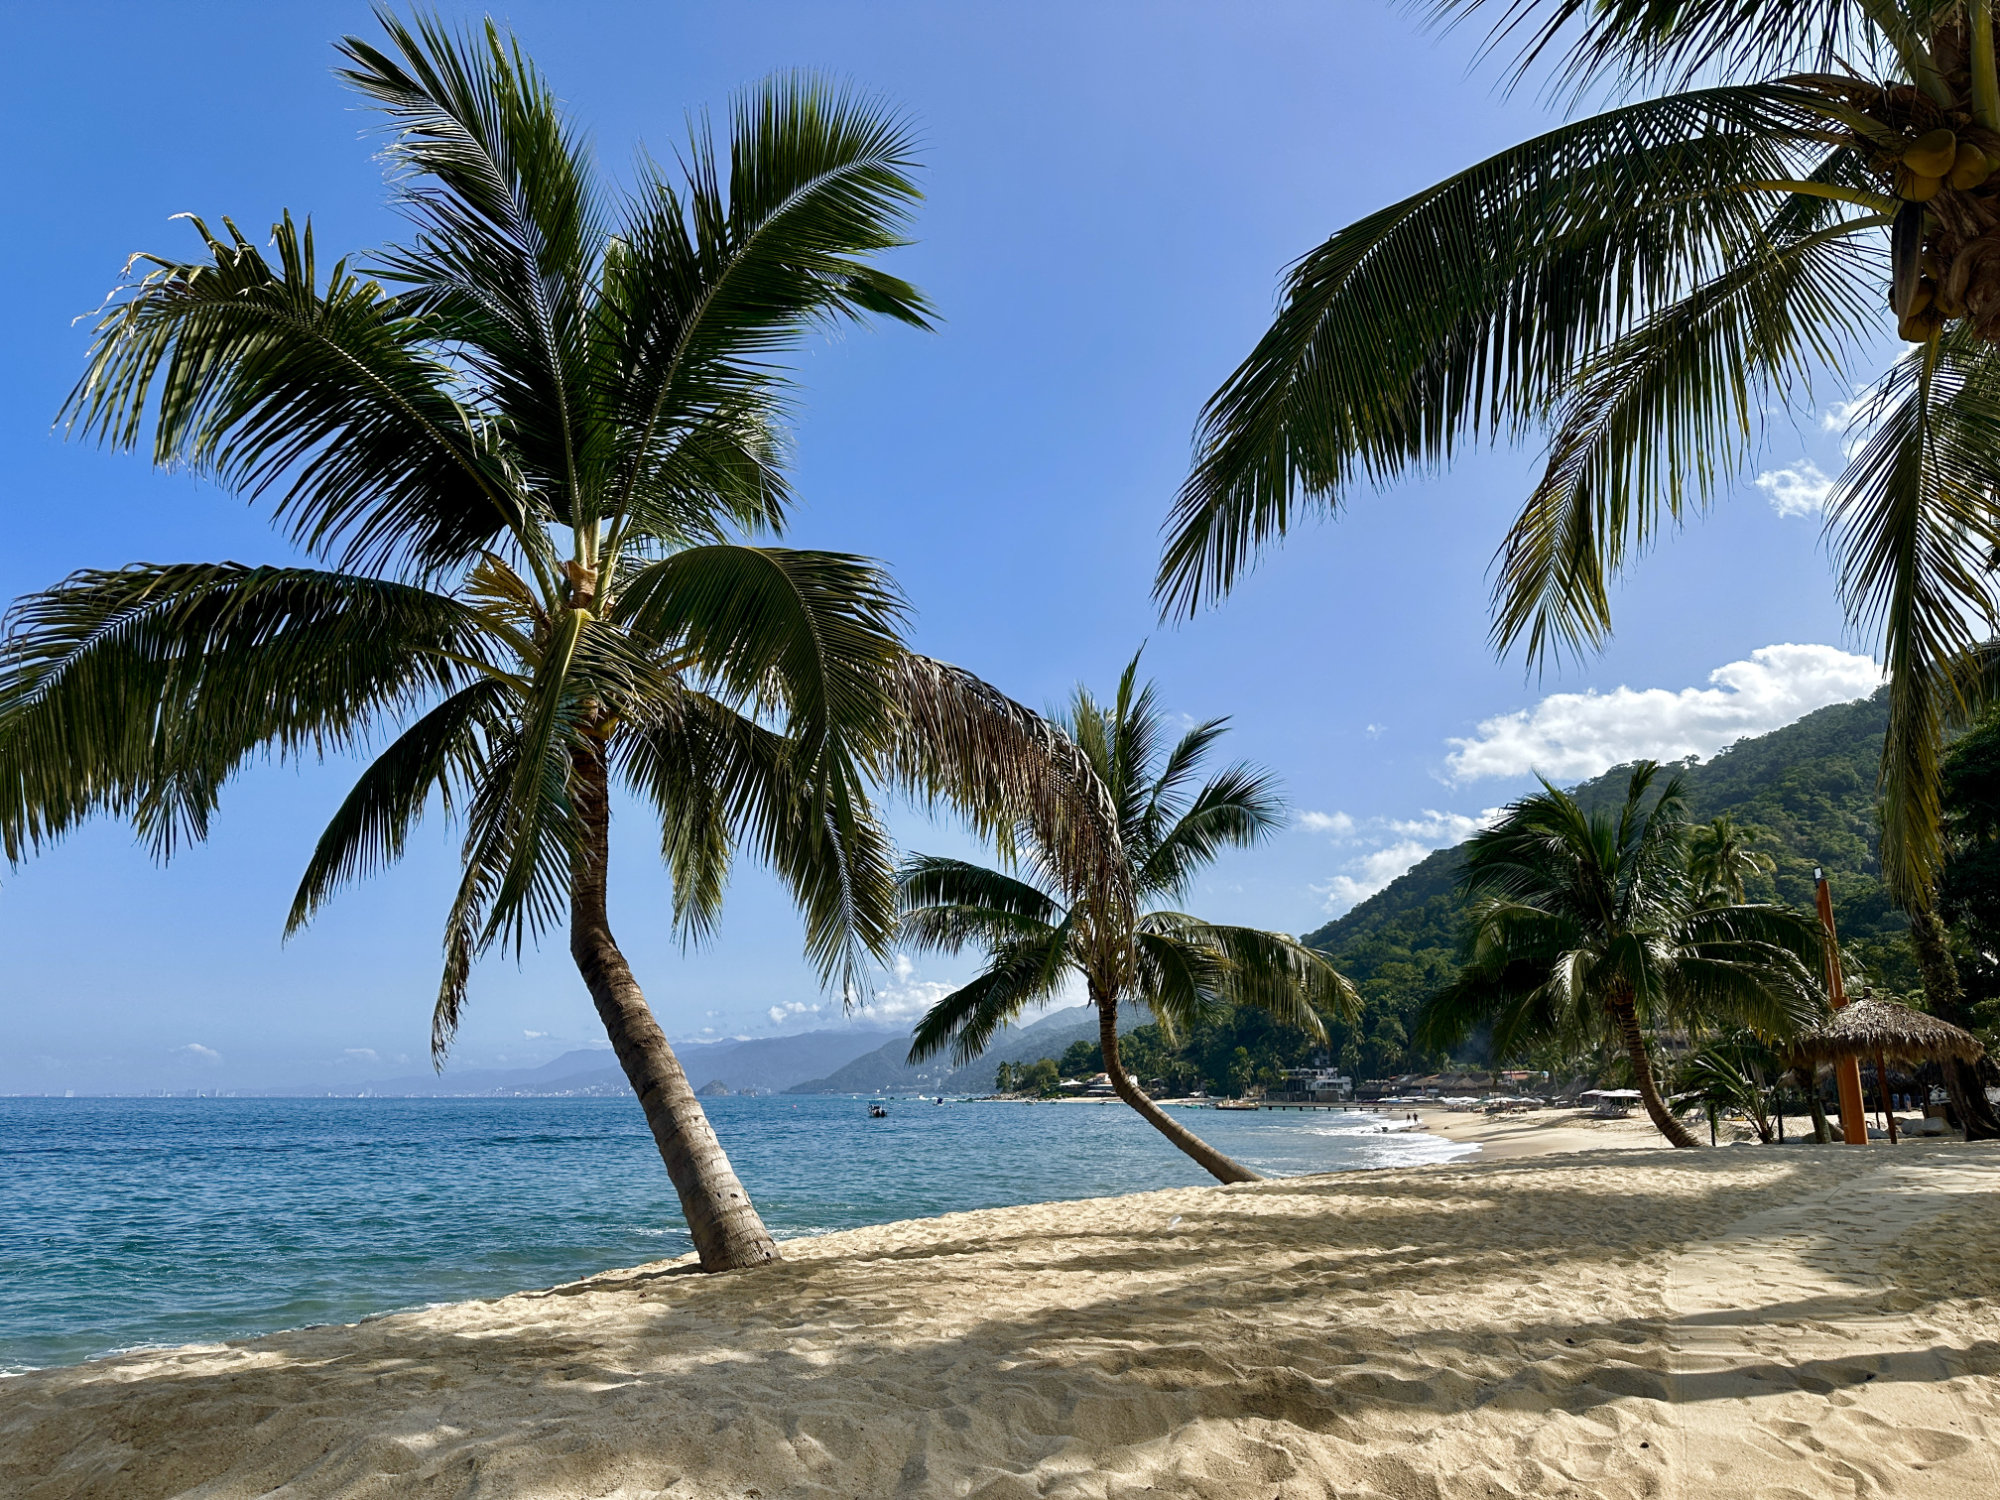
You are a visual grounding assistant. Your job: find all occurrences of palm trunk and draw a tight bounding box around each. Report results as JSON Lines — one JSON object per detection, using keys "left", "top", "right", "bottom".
{"left": 1908, "top": 906, "right": 2000, "bottom": 1140}
{"left": 1804, "top": 1068, "right": 1833, "bottom": 1143}
{"left": 1608, "top": 992, "right": 1700, "bottom": 1148}
{"left": 570, "top": 745, "right": 779, "bottom": 1271}
{"left": 1097, "top": 996, "right": 1262, "bottom": 1184}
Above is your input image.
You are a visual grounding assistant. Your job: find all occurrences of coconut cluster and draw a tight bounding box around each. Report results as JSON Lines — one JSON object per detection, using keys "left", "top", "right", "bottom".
{"left": 1823, "top": 26, "right": 2000, "bottom": 342}
{"left": 1879, "top": 113, "right": 2000, "bottom": 340}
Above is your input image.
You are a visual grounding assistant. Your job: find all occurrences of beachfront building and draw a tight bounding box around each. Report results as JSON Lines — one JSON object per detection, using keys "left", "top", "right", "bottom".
{"left": 1271, "top": 1068, "right": 1353, "bottom": 1104}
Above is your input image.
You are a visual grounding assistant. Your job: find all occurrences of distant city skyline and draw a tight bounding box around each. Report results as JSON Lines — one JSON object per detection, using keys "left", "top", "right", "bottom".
{"left": 0, "top": 1, "right": 1893, "bottom": 1093}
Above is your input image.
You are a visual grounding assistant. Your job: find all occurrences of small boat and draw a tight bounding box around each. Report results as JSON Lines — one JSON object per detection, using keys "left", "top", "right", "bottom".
{"left": 1214, "top": 1099, "right": 1260, "bottom": 1111}
{"left": 868, "top": 1103, "right": 889, "bottom": 1118}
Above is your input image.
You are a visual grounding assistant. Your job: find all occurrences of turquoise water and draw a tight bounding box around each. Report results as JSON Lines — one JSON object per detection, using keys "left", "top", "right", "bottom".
{"left": 0, "top": 1094, "right": 1471, "bottom": 1372}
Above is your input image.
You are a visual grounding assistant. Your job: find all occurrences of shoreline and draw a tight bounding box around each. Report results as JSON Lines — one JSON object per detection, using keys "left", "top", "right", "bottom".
{"left": 7, "top": 1141, "right": 1999, "bottom": 1498}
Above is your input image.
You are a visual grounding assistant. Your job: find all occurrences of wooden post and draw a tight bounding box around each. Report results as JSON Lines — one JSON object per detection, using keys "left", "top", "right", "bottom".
{"left": 1816, "top": 869, "right": 1870, "bottom": 1145}
{"left": 1876, "top": 1049, "right": 1900, "bottom": 1144}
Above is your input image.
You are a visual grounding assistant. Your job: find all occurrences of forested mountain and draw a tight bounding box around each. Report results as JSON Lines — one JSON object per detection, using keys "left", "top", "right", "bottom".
{"left": 1303, "top": 689, "right": 1909, "bottom": 1077}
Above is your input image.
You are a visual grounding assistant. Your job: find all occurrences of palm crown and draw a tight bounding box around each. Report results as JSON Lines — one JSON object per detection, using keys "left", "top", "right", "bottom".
{"left": 1157, "top": 0, "right": 2000, "bottom": 912}
{"left": 0, "top": 16, "right": 1092, "bottom": 1270}
{"left": 1420, "top": 763, "right": 1825, "bottom": 1145}
{"left": 899, "top": 653, "right": 1357, "bottom": 1181}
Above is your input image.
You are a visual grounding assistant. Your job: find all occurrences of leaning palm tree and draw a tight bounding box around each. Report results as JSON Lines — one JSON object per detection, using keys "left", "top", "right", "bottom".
{"left": 1419, "top": 764, "right": 1825, "bottom": 1146}
{"left": 1689, "top": 813, "right": 1778, "bottom": 903}
{"left": 898, "top": 653, "right": 1359, "bottom": 1183}
{"left": 1158, "top": 0, "right": 2000, "bottom": 939}
{"left": 0, "top": 16, "right": 1094, "bottom": 1272}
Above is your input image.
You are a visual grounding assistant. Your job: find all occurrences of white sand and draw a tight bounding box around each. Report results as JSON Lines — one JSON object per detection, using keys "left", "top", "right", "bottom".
{"left": 1412, "top": 1104, "right": 1670, "bottom": 1159}
{"left": 6, "top": 1142, "right": 1999, "bottom": 1499}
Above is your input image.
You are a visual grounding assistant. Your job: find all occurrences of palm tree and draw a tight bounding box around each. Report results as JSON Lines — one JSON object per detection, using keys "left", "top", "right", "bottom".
{"left": 1676, "top": 1032, "right": 1785, "bottom": 1142}
{"left": 898, "top": 653, "right": 1359, "bottom": 1183}
{"left": 1419, "top": 764, "right": 1825, "bottom": 1146}
{"left": 0, "top": 16, "right": 1091, "bottom": 1272}
{"left": 1156, "top": 0, "right": 2000, "bottom": 937}
{"left": 1690, "top": 813, "right": 1778, "bottom": 903}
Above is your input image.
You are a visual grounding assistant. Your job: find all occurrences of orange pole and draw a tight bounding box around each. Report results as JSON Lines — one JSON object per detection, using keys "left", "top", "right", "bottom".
{"left": 1816, "top": 869, "right": 1869, "bottom": 1145}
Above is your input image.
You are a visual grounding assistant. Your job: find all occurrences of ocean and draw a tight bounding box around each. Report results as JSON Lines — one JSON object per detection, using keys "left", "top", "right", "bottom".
{"left": 0, "top": 1093, "right": 1473, "bottom": 1372}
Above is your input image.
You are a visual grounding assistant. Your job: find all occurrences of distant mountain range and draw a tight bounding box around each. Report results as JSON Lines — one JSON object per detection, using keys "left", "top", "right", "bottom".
{"left": 355, "top": 1027, "right": 894, "bottom": 1098}
{"left": 339, "top": 1002, "right": 1120, "bottom": 1100}
{"left": 785, "top": 1003, "right": 1140, "bottom": 1095}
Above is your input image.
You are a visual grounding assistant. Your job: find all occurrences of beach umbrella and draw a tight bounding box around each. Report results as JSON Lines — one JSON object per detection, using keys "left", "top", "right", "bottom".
{"left": 1792, "top": 998, "right": 1985, "bottom": 1144}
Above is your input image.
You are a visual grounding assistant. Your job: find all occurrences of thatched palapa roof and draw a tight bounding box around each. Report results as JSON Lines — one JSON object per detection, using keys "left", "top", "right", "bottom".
{"left": 1793, "top": 998, "right": 1985, "bottom": 1067}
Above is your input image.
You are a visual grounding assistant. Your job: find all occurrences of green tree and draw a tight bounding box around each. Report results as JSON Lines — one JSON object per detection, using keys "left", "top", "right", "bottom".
{"left": 0, "top": 17, "right": 1067, "bottom": 1272}
{"left": 1690, "top": 814, "right": 1777, "bottom": 904}
{"left": 1059, "top": 1039, "right": 1099, "bottom": 1077}
{"left": 1936, "top": 706, "right": 2000, "bottom": 1133}
{"left": 1419, "top": 764, "right": 1825, "bottom": 1147}
{"left": 1157, "top": 0, "right": 2000, "bottom": 929}
{"left": 1675, "top": 1032, "right": 1784, "bottom": 1143}
{"left": 1941, "top": 705, "right": 2000, "bottom": 1032}
{"left": 1023, "top": 1058, "right": 1062, "bottom": 1097}
{"left": 898, "top": 652, "right": 1359, "bottom": 1182}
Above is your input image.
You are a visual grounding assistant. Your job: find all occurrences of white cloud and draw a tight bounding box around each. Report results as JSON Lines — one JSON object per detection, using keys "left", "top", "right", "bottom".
{"left": 1445, "top": 643, "right": 1882, "bottom": 783}
{"left": 1308, "top": 808, "right": 1504, "bottom": 916}
{"left": 1364, "top": 723, "right": 1386, "bottom": 739}
{"left": 341, "top": 1048, "right": 379, "bottom": 1065}
{"left": 1312, "top": 840, "right": 1433, "bottom": 913}
{"left": 766, "top": 1000, "right": 826, "bottom": 1027}
{"left": 522, "top": 1030, "right": 548, "bottom": 1041}
{"left": 1755, "top": 459, "right": 1833, "bottom": 518}
{"left": 1298, "top": 810, "right": 1356, "bottom": 837}
{"left": 1822, "top": 385, "right": 1891, "bottom": 461}
{"left": 175, "top": 1043, "right": 222, "bottom": 1064}
{"left": 856, "top": 952, "right": 959, "bottom": 1024}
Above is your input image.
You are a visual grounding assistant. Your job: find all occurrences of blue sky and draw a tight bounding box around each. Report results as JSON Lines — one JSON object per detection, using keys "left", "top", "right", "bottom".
{"left": 0, "top": 2, "right": 1890, "bottom": 1092}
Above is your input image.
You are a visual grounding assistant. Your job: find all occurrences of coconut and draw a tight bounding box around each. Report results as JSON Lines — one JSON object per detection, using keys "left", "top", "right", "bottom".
{"left": 1897, "top": 166, "right": 1945, "bottom": 201}
{"left": 1912, "top": 277, "right": 1938, "bottom": 315}
{"left": 1905, "top": 127, "right": 1959, "bottom": 177}
{"left": 1900, "top": 307, "right": 1944, "bottom": 341}
{"left": 1951, "top": 142, "right": 1993, "bottom": 190}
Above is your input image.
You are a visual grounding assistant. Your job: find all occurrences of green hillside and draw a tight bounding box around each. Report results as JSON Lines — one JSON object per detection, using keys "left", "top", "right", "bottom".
{"left": 1301, "top": 689, "right": 1914, "bottom": 1077}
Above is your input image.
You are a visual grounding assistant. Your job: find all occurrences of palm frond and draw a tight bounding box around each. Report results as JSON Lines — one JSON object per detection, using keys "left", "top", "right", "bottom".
{"left": 287, "top": 677, "right": 511, "bottom": 933}
{"left": 1157, "top": 82, "right": 1832, "bottom": 616}
{"left": 1827, "top": 328, "right": 2000, "bottom": 900}
{"left": 1491, "top": 198, "right": 1884, "bottom": 664}
{"left": 62, "top": 214, "right": 530, "bottom": 578}
{"left": 1133, "top": 925, "right": 1232, "bottom": 1038}
{"left": 881, "top": 654, "right": 1127, "bottom": 910}
{"left": 0, "top": 564, "right": 479, "bottom": 863}
{"left": 1426, "top": 0, "right": 1902, "bottom": 97}
{"left": 598, "top": 74, "right": 930, "bottom": 543}
{"left": 1136, "top": 762, "right": 1286, "bottom": 902}
{"left": 338, "top": 13, "right": 606, "bottom": 525}
{"left": 1150, "top": 915, "right": 1354, "bottom": 1034}
{"left": 616, "top": 544, "right": 905, "bottom": 739}
{"left": 898, "top": 854, "right": 1062, "bottom": 930}
{"left": 905, "top": 921, "right": 1076, "bottom": 1065}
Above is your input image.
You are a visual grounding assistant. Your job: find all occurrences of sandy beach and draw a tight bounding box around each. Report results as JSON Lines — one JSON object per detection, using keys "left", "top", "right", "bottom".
{"left": 6, "top": 1134, "right": 1999, "bottom": 1500}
